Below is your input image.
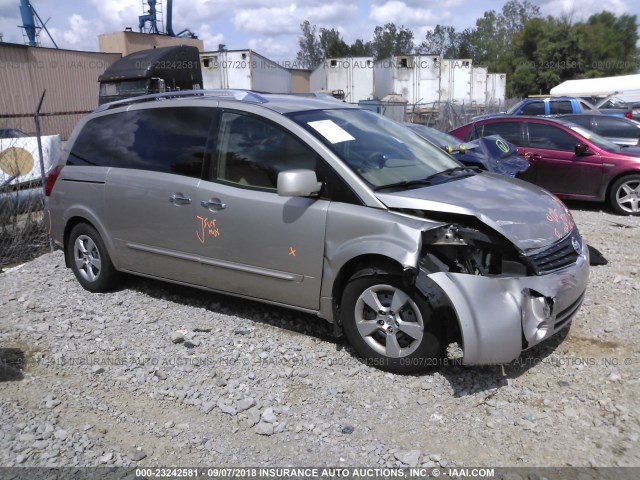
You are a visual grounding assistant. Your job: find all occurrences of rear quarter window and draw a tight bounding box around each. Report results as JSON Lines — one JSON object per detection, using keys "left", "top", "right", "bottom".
{"left": 68, "top": 107, "right": 214, "bottom": 178}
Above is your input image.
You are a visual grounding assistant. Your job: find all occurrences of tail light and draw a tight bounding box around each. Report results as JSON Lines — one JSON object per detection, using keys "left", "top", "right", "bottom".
{"left": 625, "top": 112, "right": 632, "bottom": 119}
{"left": 45, "top": 165, "right": 64, "bottom": 196}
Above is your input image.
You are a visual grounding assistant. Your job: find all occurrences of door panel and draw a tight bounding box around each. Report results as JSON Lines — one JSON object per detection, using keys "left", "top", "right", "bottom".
{"left": 193, "top": 110, "right": 330, "bottom": 309}
{"left": 522, "top": 122, "right": 603, "bottom": 197}
{"left": 194, "top": 182, "right": 328, "bottom": 309}
{"left": 106, "top": 170, "right": 203, "bottom": 282}
{"left": 101, "top": 106, "right": 215, "bottom": 282}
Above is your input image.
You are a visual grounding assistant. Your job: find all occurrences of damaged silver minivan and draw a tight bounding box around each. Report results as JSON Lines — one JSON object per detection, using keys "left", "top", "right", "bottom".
{"left": 46, "top": 90, "right": 589, "bottom": 373}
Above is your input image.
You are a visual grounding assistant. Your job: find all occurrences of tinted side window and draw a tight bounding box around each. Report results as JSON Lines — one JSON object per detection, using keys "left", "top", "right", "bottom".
{"left": 214, "top": 112, "right": 317, "bottom": 190}
{"left": 526, "top": 123, "right": 577, "bottom": 151}
{"left": 595, "top": 116, "right": 640, "bottom": 139}
{"left": 480, "top": 122, "right": 523, "bottom": 145}
{"left": 213, "top": 111, "right": 361, "bottom": 203}
{"left": 68, "top": 107, "right": 213, "bottom": 178}
{"left": 520, "top": 101, "right": 545, "bottom": 115}
{"left": 550, "top": 101, "right": 573, "bottom": 114}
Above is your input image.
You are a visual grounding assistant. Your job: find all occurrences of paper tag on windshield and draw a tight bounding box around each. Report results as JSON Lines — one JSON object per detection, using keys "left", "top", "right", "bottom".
{"left": 307, "top": 120, "right": 355, "bottom": 144}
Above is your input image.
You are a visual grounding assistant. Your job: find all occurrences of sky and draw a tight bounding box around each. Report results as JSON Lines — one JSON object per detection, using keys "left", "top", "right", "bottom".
{"left": 0, "top": 0, "right": 637, "bottom": 62}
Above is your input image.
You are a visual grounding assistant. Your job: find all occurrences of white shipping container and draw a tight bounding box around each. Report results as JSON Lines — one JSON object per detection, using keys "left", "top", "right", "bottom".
{"left": 471, "top": 66, "right": 488, "bottom": 105}
{"left": 486, "top": 73, "right": 507, "bottom": 105}
{"left": 374, "top": 55, "right": 442, "bottom": 104}
{"left": 373, "top": 56, "right": 477, "bottom": 104}
{"left": 200, "top": 50, "right": 291, "bottom": 93}
{"left": 439, "top": 59, "right": 472, "bottom": 104}
{"left": 310, "top": 57, "right": 374, "bottom": 102}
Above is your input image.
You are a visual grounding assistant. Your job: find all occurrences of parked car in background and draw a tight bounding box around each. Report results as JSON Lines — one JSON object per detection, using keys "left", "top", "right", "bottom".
{"left": 406, "top": 123, "right": 529, "bottom": 177}
{"left": 45, "top": 90, "right": 589, "bottom": 372}
{"left": 590, "top": 96, "right": 640, "bottom": 120}
{"left": 449, "top": 116, "right": 640, "bottom": 215}
{"left": 474, "top": 96, "right": 635, "bottom": 122}
{"left": 560, "top": 114, "right": 640, "bottom": 147}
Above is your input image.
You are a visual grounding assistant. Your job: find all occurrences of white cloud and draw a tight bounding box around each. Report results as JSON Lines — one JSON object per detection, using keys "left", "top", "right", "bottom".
{"left": 198, "top": 24, "right": 225, "bottom": 51}
{"left": 369, "top": 1, "right": 438, "bottom": 26}
{"left": 307, "top": 2, "right": 358, "bottom": 23}
{"left": 535, "top": 0, "right": 630, "bottom": 21}
{"left": 232, "top": 5, "right": 299, "bottom": 36}
{"left": 232, "top": 2, "right": 357, "bottom": 36}
{"left": 248, "top": 37, "right": 291, "bottom": 60}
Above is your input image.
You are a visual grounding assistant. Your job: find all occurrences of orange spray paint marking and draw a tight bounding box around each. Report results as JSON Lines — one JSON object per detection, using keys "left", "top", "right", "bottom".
{"left": 289, "top": 247, "right": 296, "bottom": 257}
{"left": 196, "top": 216, "right": 220, "bottom": 244}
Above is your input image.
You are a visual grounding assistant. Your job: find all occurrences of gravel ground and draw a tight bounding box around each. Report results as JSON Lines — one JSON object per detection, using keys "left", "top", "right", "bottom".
{"left": 1, "top": 204, "right": 639, "bottom": 469}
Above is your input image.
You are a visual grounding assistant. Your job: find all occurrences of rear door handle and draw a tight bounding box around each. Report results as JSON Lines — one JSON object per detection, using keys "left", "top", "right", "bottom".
{"left": 169, "top": 193, "right": 191, "bottom": 205}
{"left": 526, "top": 153, "right": 542, "bottom": 161}
{"left": 201, "top": 198, "right": 226, "bottom": 210}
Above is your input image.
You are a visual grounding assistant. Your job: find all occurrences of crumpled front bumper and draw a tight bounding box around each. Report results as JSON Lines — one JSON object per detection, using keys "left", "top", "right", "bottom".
{"left": 420, "top": 244, "right": 589, "bottom": 365}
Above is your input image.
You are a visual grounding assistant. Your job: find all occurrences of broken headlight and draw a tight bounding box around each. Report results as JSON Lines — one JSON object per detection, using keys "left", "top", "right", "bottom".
{"left": 421, "top": 224, "right": 528, "bottom": 277}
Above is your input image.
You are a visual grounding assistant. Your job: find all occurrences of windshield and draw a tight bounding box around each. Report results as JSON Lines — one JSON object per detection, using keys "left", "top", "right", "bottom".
{"left": 287, "top": 109, "right": 461, "bottom": 188}
{"left": 405, "top": 123, "right": 462, "bottom": 149}
{"left": 566, "top": 124, "right": 621, "bottom": 151}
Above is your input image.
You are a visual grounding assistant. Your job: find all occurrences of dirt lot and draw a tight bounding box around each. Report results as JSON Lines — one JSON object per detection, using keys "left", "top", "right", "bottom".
{"left": 1, "top": 203, "right": 639, "bottom": 471}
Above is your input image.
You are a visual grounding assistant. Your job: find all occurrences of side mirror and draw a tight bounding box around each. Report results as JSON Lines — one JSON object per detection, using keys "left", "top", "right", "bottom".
{"left": 277, "top": 170, "right": 322, "bottom": 197}
{"left": 574, "top": 143, "right": 589, "bottom": 156}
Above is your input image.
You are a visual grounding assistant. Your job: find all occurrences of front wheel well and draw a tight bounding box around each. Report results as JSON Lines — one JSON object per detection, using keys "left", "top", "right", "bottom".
{"left": 606, "top": 171, "right": 640, "bottom": 199}
{"left": 332, "top": 255, "right": 404, "bottom": 315}
{"left": 332, "top": 255, "right": 462, "bottom": 351}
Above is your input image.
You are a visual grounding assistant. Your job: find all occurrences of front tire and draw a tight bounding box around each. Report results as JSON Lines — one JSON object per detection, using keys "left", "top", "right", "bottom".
{"left": 609, "top": 174, "right": 640, "bottom": 215}
{"left": 341, "top": 273, "right": 444, "bottom": 373}
{"left": 66, "top": 223, "right": 119, "bottom": 292}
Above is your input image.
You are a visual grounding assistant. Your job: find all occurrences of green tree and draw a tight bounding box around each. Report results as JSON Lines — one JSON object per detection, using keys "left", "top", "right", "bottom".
{"left": 296, "top": 21, "right": 323, "bottom": 69}
{"left": 349, "top": 39, "right": 373, "bottom": 57}
{"left": 419, "top": 25, "right": 458, "bottom": 57}
{"left": 371, "top": 23, "right": 414, "bottom": 60}
{"left": 319, "top": 28, "right": 350, "bottom": 58}
{"left": 473, "top": 0, "right": 540, "bottom": 69}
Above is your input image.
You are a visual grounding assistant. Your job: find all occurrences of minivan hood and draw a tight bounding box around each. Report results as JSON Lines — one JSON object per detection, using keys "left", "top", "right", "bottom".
{"left": 375, "top": 173, "right": 574, "bottom": 252}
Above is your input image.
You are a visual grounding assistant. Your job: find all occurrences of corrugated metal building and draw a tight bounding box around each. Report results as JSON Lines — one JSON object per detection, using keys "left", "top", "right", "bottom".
{"left": 0, "top": 42, "right": 121, "bottom": 139}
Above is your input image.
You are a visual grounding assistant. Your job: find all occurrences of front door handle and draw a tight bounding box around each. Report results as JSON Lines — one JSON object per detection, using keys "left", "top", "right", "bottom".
{"left": 201, "top": 198, "right": 226, "bottom": 210}
{"left": 169, "top": 193, "right": 191, "bottom": 205}
{"left": 526, "top": 153, "right": 542, "bottom": 161}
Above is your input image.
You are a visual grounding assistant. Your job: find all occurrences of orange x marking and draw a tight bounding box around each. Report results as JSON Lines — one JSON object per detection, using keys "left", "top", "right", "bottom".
{"left": 289, "top": 247, "right": 296, "bottom": 257}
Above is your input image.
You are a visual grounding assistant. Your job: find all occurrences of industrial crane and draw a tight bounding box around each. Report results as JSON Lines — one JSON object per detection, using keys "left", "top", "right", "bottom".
{"left": 138, "top": 0, "right": 197, "bottom": 38}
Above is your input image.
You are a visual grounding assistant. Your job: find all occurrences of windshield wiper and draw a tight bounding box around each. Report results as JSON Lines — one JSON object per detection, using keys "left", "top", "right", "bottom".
{"left": 373, "top": 178, "right": 434, "bottom": 191}
{"left": 424, "top": 166, "right": 481, "bottom": 182}
{"left": 373, "top": 166, "right": 481, "bottom": 191}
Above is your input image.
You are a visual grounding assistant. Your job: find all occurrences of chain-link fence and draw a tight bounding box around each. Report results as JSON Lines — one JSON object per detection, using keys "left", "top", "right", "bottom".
{"left": 405, "top": 99, "right": 520, "bottom": 131}
{"left": 0, "top": 135, "right": 53, "bottom": 270}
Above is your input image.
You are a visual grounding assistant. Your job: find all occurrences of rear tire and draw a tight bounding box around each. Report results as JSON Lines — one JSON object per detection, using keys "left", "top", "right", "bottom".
{"left": 609, "top": 174, "right": 640, "bottom": 215}
{"left": 66, "top": 223, "right": 119, "bottom": 292}
{"left": 341, "top": 273, "right": 444, "bottom": 373}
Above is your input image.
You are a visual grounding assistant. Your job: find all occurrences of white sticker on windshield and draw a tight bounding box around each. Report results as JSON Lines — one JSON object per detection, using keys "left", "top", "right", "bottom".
{"left": 307, "top": 120, "right": 355, "bottom": 144}
{"left": 570, "top": 126, "right": 591, "bottom": 139}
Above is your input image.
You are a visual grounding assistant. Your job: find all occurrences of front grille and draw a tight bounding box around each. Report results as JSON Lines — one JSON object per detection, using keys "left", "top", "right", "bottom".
{"left": 525, "top": 230, "right": 581, "bottom": 275}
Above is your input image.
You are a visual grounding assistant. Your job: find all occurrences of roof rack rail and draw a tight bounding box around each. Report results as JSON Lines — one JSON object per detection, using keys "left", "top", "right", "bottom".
{"left": 96, "top": 89, "right": 268, "bottom": 112}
